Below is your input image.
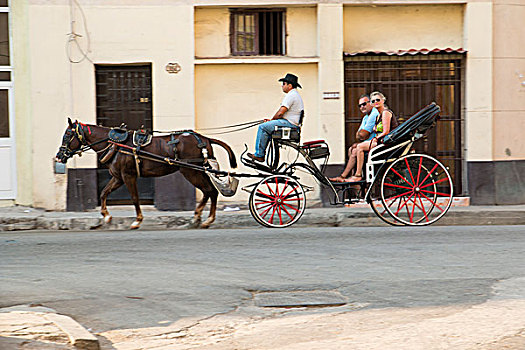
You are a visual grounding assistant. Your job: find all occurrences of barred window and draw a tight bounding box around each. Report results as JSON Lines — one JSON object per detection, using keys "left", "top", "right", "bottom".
{"left": 230, "top": 9, "right": 285, "bottom": 56}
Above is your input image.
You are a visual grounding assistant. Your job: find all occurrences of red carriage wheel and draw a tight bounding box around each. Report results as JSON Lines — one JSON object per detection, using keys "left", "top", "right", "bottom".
{"left": 380, "top": 154, "right": 453, "bottom": 226}
{"left": 249, "top": 175, "right": 306, "bottom": 228}
{"left": 368, "top": 183, "right": 404, "bottom": 226}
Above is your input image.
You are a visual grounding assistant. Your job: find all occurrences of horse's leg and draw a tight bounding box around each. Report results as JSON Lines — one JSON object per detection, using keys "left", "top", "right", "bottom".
{"left": 100, "top": 176, "right": 123, "bottom": 225}
{"left": 200, "top": 189, "right": 218, "bottom": 229}
{"left": 192, "top": 193, "right": 209, "bottom": 228}
{"left": 122, "top": 173, "right": 143, "bottom": 230}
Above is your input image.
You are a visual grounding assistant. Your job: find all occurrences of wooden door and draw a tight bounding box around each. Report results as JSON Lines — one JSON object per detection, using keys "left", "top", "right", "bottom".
{"left": 95, "top": 64, "right": 154, "bottom": 204}
{"left": 344, "top": 54, "right": 464, "bottom": 195}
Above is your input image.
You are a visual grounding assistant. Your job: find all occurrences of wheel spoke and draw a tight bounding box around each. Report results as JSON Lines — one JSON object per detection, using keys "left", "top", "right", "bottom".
{"left": 416, "top": 163, "right": 439, "bottom": 188}
{"left": 384, "top": 182, "right": 413, "bottom": 190}
{"left": 417, "top": 194, "right": 430, "bottom": 222}
{"left": 420, "top": 189, "right": 452, "bottom": 197}
{"left": 395, "top": 192, "right": 415, "bottom": 215}
{"left": 385, "top": 189, "right": 414, "bottom": 202}
{"left": 282, "top": 185, "right": 299, "bottom": 199}
{"left": 419, "top": 191, "right": 445, "bottom": 213}
{"left": 282, "top": 201, "right": 300, "bottom": 212}
{"left": 255, "top": 202, "right": 273, "bottom": 210}
{"left": 419, "top": 177, "right": 449, "bottom": 190}
{"left": 265, "top": 181, "right": 276, "bottom": 197}
{"left": 390, "top": 168, "right": 414, "bottom": 188}
{"left": 269, "top": 205, "right": 277, "bottom": 223}
{"left": 415, "top": 156, "right": 423, "bottom": 187}
{"left": 278, "top": 205, "right": 283, "bottom": 225}
{"left": 255, "top": 200, "right": 275, "bottom": 205}
{"left": 281, "top": 204, "right": 295, "bottom": 220}
{"left": 405, "top": 158, "right": 416, "bottom": 185}
{"left": 260, "top": 203, "right": 275, "bottom": 218}
{"left": 256, "top": 189, "right": 274, "bottom": 200}
{"left": 282, "top": 197, "right": 304, "bottom": 202}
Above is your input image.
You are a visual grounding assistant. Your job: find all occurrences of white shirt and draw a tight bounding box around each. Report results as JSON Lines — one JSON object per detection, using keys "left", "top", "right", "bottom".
{"left": 281, "top": 89, "right": 304, "bottom": 126}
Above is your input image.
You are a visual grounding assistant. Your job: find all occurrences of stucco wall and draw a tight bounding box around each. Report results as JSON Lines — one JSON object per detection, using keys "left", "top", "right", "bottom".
{"left": 195, "top": 63, "right": 318, "bottom": 202}
{"left": 343, "top": 4, "right": 464, "bottom": 53}
{"left": 492, "top": 1, "right": 525, "bottom": 160}
{"left": 195, "top": 6, "right": 317, "bottom": 58}
{"left": 28, "top": 1, "right": 194, "bottom": 209}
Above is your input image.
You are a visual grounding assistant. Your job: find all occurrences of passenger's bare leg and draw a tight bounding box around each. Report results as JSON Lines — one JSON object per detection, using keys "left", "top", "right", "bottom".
{"left": 330, "top": 143, "right": 358, "bottom": 182}
{"left": 341, "top": 144, "right": 358, "bottom": 178}
{"left": 347, "top": 141, "right": 371, "bottom": 182}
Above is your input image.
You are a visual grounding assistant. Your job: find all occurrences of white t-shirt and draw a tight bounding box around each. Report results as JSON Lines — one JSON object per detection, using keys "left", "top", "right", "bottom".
{"left": 281, "top": 89, "right": 304, "bottom": 126}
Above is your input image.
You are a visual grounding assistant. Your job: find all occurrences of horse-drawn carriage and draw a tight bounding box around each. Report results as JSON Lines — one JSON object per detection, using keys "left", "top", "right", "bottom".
{"left": 56, "top": 103, "right": 453, "bottom": 229}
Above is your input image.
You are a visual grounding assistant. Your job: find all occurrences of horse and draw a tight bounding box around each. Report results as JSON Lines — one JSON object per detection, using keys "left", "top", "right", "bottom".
{"left": 55, "top": 118, "right": 237, "bottom": 229}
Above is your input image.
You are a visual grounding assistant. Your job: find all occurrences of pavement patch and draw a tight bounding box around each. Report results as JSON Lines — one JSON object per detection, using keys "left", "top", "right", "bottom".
{"left": 253, "top": 290, "right": 347, "bottom": 308}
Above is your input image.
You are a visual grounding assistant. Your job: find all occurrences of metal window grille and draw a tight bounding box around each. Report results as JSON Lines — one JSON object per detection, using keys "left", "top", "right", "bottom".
{"left": 230, "top": 9, "right": 285, "bottom": 56}
{"left": 344, "top": 53, "right": 465, "bottom": 195}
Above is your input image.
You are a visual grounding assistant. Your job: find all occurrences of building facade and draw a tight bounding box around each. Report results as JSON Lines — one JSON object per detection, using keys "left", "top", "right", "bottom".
{"left": 4, "top": 0, "right": 525, "bottom": 210}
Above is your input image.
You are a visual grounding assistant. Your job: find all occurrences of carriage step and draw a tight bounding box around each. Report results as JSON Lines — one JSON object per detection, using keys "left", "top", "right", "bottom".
{"left": 330, "top": 180, "right": 366, "bottom": 186}
{"left": 240, "top": 156, "right": 275, "bottom": 173}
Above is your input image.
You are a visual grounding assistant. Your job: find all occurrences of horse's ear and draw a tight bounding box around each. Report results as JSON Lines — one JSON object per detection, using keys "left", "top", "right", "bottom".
{"left": 68, "top": 117, "right": 73, "bottom": 127}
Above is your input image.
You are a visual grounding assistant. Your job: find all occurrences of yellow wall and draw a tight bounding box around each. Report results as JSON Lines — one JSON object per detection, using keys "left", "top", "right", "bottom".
{"left": 343, "top": 5, "right": 464, "bottom": 53}
{"left": 195, "top": 63, "right": 318, "bottom": 201}
{"left": 195, "top": 6, "right": 317, "bottom": 58}
{"left": 492, "top": 1, "right": 525, "bottom": 160}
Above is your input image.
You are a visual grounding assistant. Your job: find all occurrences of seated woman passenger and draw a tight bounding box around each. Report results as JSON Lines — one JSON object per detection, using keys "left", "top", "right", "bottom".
{"left": 347, "top": 91, "right": 398, "bottom": 182}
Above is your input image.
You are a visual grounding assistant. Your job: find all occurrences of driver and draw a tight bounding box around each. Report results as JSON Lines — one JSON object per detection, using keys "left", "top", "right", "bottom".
{"left": 248, "top": 73, "right": 304, "bottom": 162}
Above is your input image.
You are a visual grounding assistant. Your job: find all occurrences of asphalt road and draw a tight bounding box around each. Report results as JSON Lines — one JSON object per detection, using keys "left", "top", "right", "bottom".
{"left": 1, "top": 226, "right": 524, "bottom": 333}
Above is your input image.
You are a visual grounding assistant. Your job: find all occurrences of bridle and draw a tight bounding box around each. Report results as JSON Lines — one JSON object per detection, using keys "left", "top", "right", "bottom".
{"left": 57, "top": 121, "right": 108, "bottom": 163}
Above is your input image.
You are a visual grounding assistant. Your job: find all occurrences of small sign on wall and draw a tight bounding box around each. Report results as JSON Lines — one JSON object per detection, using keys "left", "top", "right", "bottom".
{"left": 323, "top": 92, "right": 340, "bottom": 99}
{"left": 166, "top": 63, "right": 181, "bottom": 74}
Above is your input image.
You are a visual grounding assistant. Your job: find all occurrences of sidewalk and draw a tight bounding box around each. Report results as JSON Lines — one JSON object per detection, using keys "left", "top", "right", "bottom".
{"left": 1, "top": 202, "right": 525, "bottom": 231}
{"left": 3, "top": 300, "right": 525, "bottom": 350}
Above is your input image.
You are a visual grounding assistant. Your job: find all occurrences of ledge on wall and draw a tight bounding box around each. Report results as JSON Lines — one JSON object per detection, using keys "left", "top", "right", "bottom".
{"left": 194, "top": 56, "right": 319, "bottom": 65}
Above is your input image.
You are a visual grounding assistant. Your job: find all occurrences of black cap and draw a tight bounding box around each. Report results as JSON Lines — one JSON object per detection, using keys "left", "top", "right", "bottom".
{"left": 278, "top": 73, "right": 302, "bottom": 89}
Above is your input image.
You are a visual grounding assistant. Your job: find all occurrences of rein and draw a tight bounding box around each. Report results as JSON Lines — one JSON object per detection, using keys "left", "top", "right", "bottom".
{"left": 152, "top": 119, "right": 264, "bottom": 136}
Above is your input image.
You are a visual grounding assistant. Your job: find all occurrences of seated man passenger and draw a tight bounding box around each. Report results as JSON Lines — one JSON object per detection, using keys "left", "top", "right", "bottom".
{"left": 248, "top": 73, "right": 303, "bottom": 162}
{"left": 330, "top": 94, "right": 379, "bottom": 182}
{"left": 348, "top": 91, "right": 398, "bottom": 182}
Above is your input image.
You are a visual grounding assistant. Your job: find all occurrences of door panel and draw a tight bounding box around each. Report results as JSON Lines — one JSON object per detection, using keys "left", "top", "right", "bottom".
{"left": 344, "top": 55, "right": 464, "bottom": 195}
{"left": 95, "top": 64, "right": 154, "bottom": 204}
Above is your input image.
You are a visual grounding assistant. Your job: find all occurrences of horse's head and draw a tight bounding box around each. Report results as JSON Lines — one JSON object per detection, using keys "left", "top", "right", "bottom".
{"left": 55, "top": 118, "right": 87, "bottom": 163}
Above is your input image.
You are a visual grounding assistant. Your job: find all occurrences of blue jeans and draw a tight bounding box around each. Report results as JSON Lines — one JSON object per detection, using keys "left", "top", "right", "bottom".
{"left": 254, "top": 119, "right": 299, "bottom": 157}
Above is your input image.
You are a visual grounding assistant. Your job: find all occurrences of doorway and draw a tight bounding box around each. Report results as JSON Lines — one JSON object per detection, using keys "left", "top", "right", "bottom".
{"left": 344, "top": 53, "right": 464, "bottom": 195}
{"left": 95, "top": 64, "right": 154, "bottom": 204}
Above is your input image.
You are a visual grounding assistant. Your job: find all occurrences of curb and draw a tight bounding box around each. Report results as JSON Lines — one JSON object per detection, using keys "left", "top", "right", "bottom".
{"left": 1, "top": 207, "right": 525, "bottom": 231}
{"left": 44, "top": 313, "right": 99, "bottom": 350}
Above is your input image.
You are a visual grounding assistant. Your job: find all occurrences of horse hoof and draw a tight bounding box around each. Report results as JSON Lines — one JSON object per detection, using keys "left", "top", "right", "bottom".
{"left": 200, "top": 223, "right": 211, "bottom": 229}
{"left": 130, "top": 221, "right": 141, "bottom": 230}
{"left": 104, "top": 215, "right": 112, "bottom": 224}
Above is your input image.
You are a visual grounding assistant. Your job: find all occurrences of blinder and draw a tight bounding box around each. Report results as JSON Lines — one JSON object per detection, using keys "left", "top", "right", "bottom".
{"left": 56, "top": 121, "right": 87, "bottom": 163}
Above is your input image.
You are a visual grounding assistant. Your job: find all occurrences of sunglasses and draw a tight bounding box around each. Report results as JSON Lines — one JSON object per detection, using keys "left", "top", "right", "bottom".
{"left": 358, "top": 102, "right": 369, "bottom": 107}
{"left": 371, "top": 99, "right": 381, "bottom": 104}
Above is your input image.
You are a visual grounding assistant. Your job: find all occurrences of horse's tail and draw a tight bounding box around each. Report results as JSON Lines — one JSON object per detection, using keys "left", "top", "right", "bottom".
{"left": 209, "top": 138, "right": 237, "bottom": 169}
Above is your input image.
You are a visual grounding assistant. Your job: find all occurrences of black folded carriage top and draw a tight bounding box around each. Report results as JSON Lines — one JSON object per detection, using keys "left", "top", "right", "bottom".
{"left": 382, "top": 103, "right": 441, "bottom": 146}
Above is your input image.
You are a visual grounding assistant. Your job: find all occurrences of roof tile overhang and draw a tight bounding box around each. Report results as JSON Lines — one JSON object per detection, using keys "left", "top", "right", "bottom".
{"left": 343, "top": 47, "right": 467, "bottom": 57}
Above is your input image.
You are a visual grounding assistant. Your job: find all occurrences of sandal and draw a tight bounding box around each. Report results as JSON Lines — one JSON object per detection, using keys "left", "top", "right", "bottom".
{"left": 344, "top": 175, "right": 362, "bottom": 182}
{"left": 329, "top": 176, "right": 346, "bottom": 183}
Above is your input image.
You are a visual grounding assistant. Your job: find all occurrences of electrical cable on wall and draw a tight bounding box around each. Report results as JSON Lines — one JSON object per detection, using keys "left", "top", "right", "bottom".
{"left": 67, "top": 0, "right": 93, "bottom": 64}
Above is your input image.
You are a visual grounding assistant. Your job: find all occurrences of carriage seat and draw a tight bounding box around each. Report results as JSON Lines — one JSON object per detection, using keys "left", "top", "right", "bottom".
{"left": 271, "top": 110, "right": 304, "bottom": 143}
{"left": 271, "top": 126, "right": 301, "bottom": 142}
